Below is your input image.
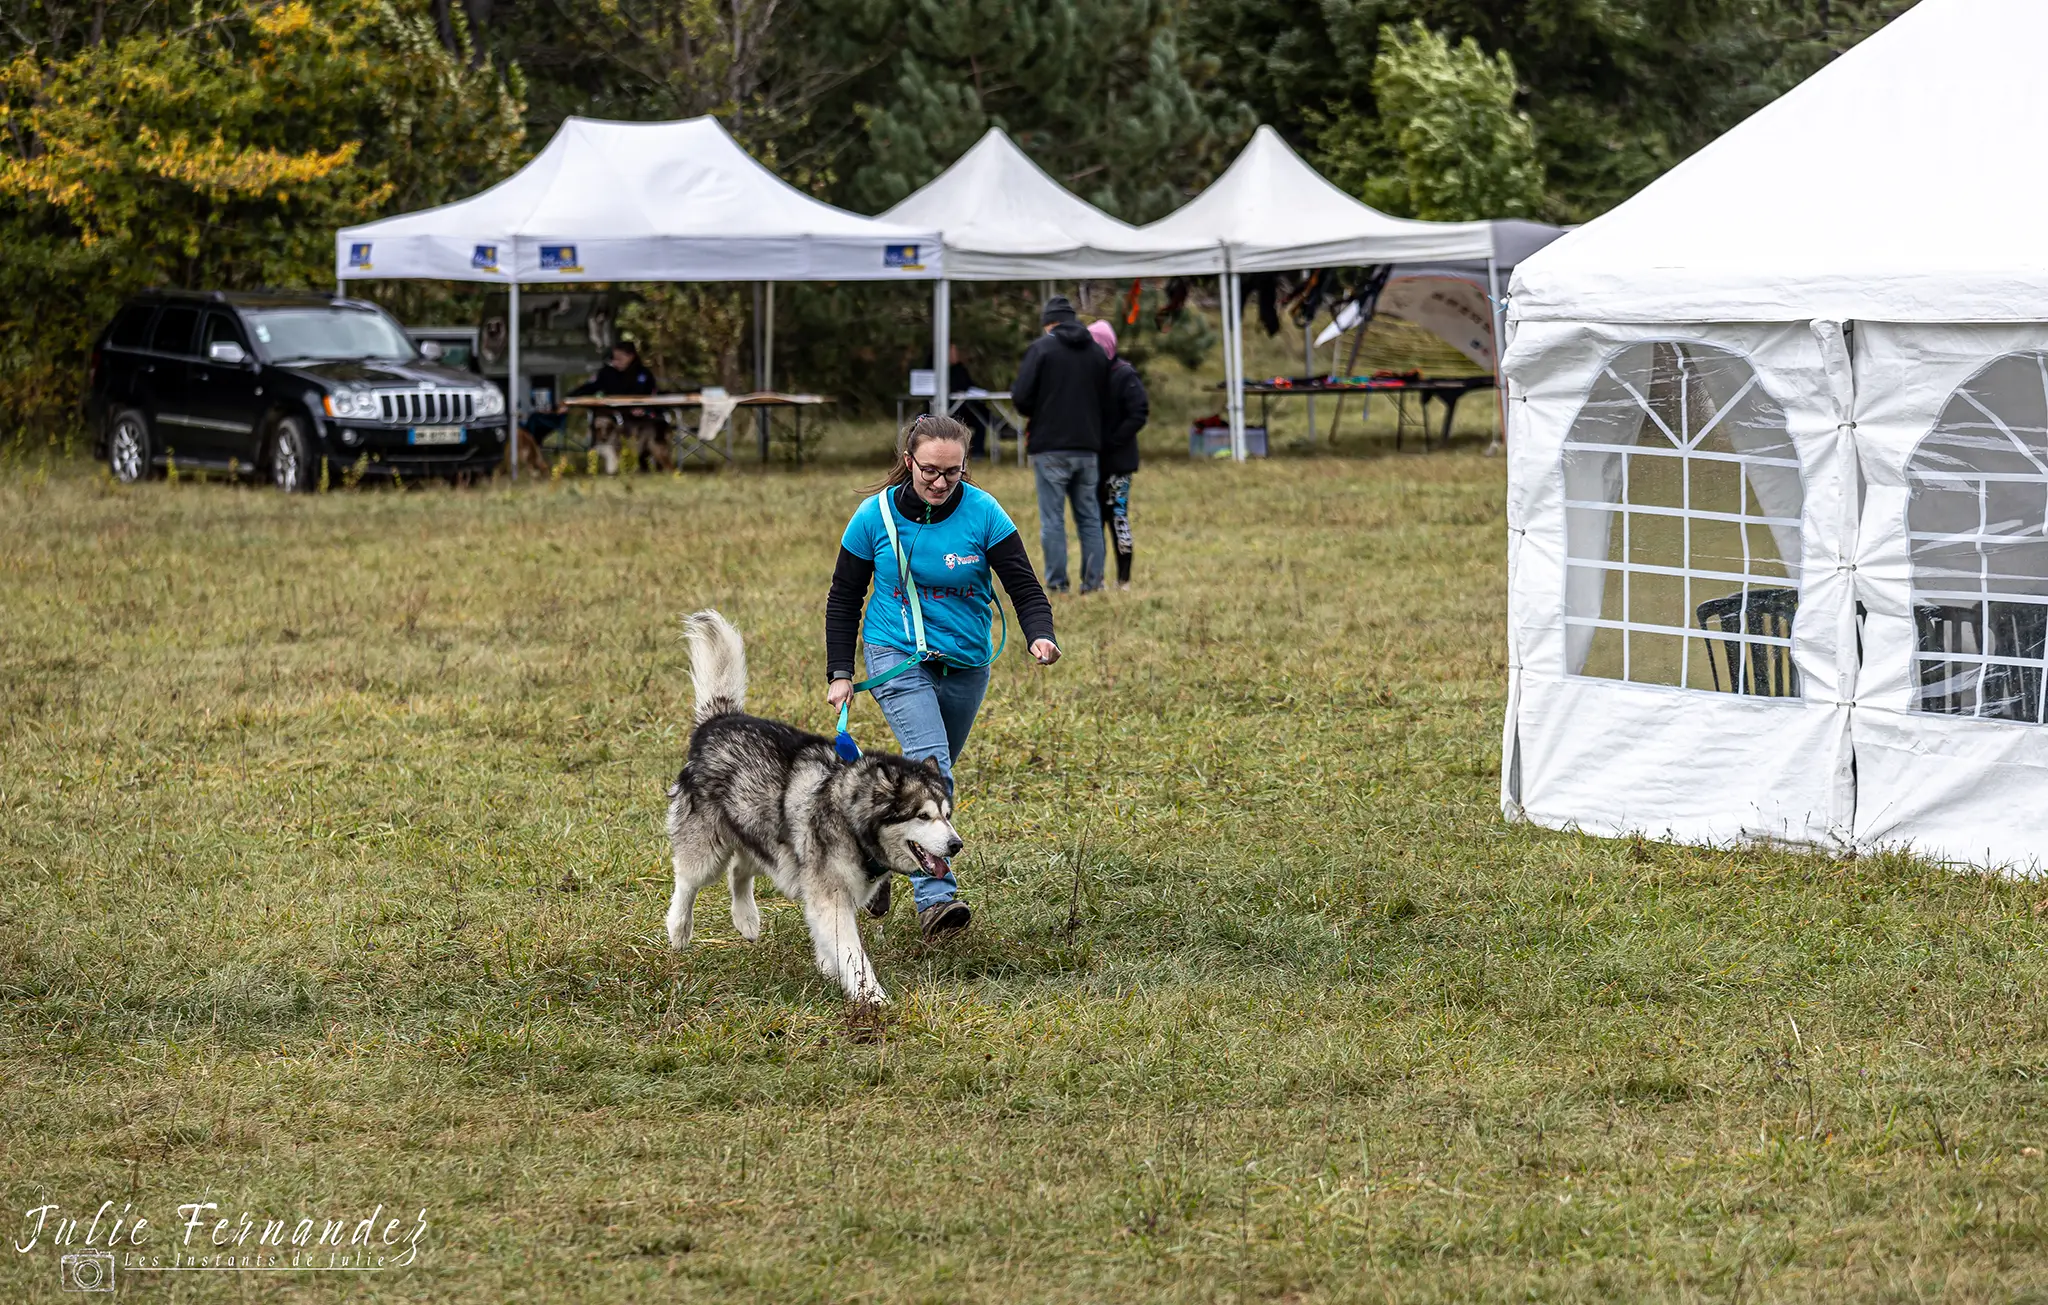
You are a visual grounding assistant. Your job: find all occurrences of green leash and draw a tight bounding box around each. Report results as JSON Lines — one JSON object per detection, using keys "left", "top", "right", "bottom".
{"left": 834, "top": 489, "right": 1007, "bottom": 759}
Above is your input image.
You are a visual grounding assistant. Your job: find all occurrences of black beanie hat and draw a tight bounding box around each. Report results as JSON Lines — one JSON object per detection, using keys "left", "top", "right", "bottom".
{"left": 1040, "top": 295, "right": 1077, "bottom": 325}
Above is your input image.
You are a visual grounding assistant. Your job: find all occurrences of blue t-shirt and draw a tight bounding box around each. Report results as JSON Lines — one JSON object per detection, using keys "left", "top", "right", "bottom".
{"left": 842, "top": 484, "right": 1019, "bottom": 666}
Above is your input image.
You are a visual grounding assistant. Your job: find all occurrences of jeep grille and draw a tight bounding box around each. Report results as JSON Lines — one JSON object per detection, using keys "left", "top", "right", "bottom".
{"left": 377, "top": 390, "right": 477, "bottom": 425}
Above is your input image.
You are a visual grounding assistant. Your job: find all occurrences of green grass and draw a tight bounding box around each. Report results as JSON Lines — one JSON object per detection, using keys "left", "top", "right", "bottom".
{"left": 4, "top": 448, "right": 2048, "bottom": 1303}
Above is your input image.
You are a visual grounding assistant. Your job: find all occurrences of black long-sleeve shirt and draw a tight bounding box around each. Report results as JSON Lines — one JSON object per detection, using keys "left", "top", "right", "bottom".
{"left": 825, "top": 481, "right": 1057, "bottom": 681}
{"left": 1100, "top": 358, "right": 1149, "bottom": 475}
{"left": 568, "top": 362, "right": 659, "bottom": 397}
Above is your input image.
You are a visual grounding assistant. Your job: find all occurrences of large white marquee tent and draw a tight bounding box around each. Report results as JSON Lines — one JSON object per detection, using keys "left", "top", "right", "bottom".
{"left": 1502, "top": 0, "right": 2048, "bottom": 870}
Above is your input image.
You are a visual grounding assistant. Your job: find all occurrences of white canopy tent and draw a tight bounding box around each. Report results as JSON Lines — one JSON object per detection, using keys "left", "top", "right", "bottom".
{"left": 879, "top": 128, "right": 1213, "bottom": 422}
{"left": 1136, "top": 126, "right": 1498, "bottom": 459}
{"left": 335, "top": 116, "right": 944, "bottom": 473}
{"left": 881, "top": 128, "right": 1203, "bottom": 280}
{"left": 1502, "top": 0, "right": 2048, "bottom": 870}
{"left": 881, "top": 124, "right": 1511, "bottom": 456}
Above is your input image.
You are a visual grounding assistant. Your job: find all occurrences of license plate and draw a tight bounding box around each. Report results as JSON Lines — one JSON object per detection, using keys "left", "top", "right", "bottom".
{"left": 409, "top": 426, "right": 464, "bottom": 446}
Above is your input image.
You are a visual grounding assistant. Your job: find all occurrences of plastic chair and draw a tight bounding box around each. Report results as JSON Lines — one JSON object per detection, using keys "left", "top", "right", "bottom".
{"left": 1696, "top": 587, "right": 1800, "bottom": 696}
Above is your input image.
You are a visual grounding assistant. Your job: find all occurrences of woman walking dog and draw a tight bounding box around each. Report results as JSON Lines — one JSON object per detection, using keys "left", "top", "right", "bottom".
{"left": 825, "top": 415, "right": 1060, "bottom": 940}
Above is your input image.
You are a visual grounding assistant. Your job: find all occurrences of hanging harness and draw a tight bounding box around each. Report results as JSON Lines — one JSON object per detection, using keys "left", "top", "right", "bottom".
{"left": 835, "top": 488, "right": 1006, "bottom": 760}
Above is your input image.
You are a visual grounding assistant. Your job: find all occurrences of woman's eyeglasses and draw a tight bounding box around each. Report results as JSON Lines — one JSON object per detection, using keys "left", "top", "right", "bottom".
{"left": 913, "top": 461, "right": 965, "bottom": 483}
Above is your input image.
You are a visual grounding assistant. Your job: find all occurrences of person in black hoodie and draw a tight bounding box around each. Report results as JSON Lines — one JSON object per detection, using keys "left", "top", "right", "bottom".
{"left": 1011, "top": 295, "right": 1111, "bottom": 593}
{"left": 1088, "top": 319, "right": 1147, "bottom": 588}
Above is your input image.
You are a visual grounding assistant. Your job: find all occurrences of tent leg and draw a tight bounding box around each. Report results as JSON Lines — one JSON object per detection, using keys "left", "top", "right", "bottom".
{"left": 932, "top": 278, "right": 951, "bottom": 422}
{"left": 1485, "top": 255, "right": 1505, "bottom": 456}
{"left": 508, "top": 281, "right": 521, "bottom": 482}
{"left": 765, "top": 283, "right": 775, "bottom": 393}
{"left": 754, "top": 283, "right": 769, "bottom": 462}
{"left": 1216, "top": 273, "right": 1234, "bottom": 455}
{"left": 1227, "top": 270, "right": 1247, "bottom": 462}
{"left": 1303, "top": 316, "right": 1316, "bottom": 438}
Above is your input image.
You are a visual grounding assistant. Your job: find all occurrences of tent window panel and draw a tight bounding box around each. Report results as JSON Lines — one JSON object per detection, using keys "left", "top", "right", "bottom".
{"left": 1630, "top": 571, "right": 1688, "bottom": 640}
{"left": 1688, "top": 456, "right": 1743, "bottom": 519}
{"left": 1628, "top": 632, "right": 1686, "bottom": 687}
{"left": 1688, "top": 514, "right": 1753, "bottom": 580}
{"left": 1559, "top": 341, "right": 1805, "bottom": 697}
{"left": 1627, "top": 508, "right": 1685, "bottom": 570}
{"left": 1909, "top": 350, "right": 2048, "bottom": 724}
{"left": 1745, "top": 522, "right": 1797, "bottom": 580}
{"left": 1578, "top": 625, "right": 1628, "bottom": 681}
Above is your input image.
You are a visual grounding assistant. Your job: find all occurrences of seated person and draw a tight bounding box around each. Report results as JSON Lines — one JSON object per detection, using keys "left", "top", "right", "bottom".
{"left": 948, "top": 343, "right": 990, "bottom": 459}
{"left": 570, "top": 341, "right": 668, "bottom": 473}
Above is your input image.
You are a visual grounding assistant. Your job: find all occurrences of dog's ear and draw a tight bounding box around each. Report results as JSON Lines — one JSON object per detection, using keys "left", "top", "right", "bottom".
{"left": 920, "top": 755, "right": 943, "bottom": 777}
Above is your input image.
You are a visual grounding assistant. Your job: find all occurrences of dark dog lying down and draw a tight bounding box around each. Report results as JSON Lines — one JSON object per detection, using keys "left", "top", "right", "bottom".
{"left": 665, "top": 611, "right": 960, "bottom": 1003}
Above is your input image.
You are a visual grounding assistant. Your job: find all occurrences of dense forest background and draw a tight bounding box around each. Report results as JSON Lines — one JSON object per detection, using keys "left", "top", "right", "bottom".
{"left": 0, "top": 0, "right": 1915, "bottom": 442}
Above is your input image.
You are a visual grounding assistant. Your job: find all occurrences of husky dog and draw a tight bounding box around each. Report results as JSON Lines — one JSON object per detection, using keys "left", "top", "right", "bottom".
{"left": 665, "top": 611, "right": 961, "bottom": 1004}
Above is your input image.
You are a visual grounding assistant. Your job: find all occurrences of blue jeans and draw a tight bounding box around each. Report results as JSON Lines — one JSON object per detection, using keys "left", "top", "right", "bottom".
{"left": 1033, "top": 451, "right": 1104, "bottom": 592}
{"left": 864, "top": 642, "right": 990, "bottom": 908}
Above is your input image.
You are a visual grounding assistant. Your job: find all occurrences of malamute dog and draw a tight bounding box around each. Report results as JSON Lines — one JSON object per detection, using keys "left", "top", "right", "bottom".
{"left": 665, "top": 610, "right": 961, "bottom": 1004}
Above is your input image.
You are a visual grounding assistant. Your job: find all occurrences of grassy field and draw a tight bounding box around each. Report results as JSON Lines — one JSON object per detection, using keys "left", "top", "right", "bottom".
{"left": 5, "top": 443, "right": 2048, "bottom": 1303}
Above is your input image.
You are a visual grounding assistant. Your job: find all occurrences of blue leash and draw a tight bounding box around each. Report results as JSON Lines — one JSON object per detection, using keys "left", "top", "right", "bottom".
{"left": 834, "top": 489, "right": 1007, "bottom": 762}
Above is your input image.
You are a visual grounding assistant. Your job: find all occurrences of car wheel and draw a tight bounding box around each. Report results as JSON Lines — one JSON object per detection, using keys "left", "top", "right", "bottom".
{"left": 270, "top": 417, "right": 314, "bottom": 494}
{"left": 107, "top": 410, "right": 153, "bottom": 484}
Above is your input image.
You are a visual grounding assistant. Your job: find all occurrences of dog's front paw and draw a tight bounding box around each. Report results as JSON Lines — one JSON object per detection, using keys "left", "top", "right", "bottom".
{"left": 665, "top": 917, "right": 690, "bottom": 949}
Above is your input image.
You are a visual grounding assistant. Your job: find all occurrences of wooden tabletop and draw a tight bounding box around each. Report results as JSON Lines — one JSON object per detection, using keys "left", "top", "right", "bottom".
{"left": 562, "top": 391, "right": 833, "bottom": 409}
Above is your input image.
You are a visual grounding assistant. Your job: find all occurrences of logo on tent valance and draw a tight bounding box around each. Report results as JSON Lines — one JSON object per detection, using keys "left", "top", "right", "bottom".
{"left": 884, "top": 244, "right": 923, "bottom": 271}
{"left": 347, "top": 243, "right": 372, "bottom": 270}
{"left": 540, "top": 244, "right": 583, "bottom": 273}
{"left": 472, "top": 244, "right": 500, "bottom": 272}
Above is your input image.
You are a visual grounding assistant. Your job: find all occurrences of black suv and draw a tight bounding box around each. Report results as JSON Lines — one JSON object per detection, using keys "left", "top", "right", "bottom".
{"left": 88, "top": 291, "right": 509, "bottom": 490}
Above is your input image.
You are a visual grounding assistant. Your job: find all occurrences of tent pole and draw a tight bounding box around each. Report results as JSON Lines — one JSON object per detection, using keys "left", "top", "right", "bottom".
{"left": 753, "top": 283, "right": 768, "bottom": 462}
{"left": 1216, "top": 271, "right": 1234, "bottom": 458}
{"left": 508, "top": 280, "right": 521, "bottom": 482}
{"left": 765, "top": 282, "right": 775, "bottom": 393}
{"left": 1303, "top": 312, "right": 1316, "bottom": 438}
{"left": 1220, "top": 266, "right": 1236, "bottom": 460}
{"left": 931, "top": 278, "right": 951, "bottom": 422}
{"left": 1486, "top": 254, "right": 1505, "bottom": 456}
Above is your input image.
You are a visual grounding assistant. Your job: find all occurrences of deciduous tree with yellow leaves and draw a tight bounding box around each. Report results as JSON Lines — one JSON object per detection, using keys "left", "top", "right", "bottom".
{"left": 0, "top": 1, "right": 523, "bottom": 442}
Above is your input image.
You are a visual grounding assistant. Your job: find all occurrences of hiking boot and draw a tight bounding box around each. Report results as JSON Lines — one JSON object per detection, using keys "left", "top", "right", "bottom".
{"left": 866, "top": 874, "right": 892, "bottom": 918}
{"left": 918, "top": 898, "right": 971, "bottom": 941}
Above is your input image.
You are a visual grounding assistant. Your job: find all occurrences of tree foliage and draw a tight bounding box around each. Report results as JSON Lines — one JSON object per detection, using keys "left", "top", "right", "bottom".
{"left": 1314, "top": 20, "right": 1542, "bottom": 221}
{"left": 1187, "top": 0, "right": 1919, "bottom": 223}
{"left": 0, "top": 0, "right": 1927, "bottom": 440}
{"left": 0, "top": 1, "right": 522, "bottom": 439}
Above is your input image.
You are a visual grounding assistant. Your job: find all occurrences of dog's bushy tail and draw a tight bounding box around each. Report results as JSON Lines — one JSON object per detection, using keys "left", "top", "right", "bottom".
{"left": 683, "top": 609, "right": 748, "bottom": 723}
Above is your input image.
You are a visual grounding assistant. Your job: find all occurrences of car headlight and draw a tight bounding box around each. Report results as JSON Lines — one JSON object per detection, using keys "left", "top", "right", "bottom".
{"left": 323, "top": 390, "right": 380, "bottom": 420}
{"left": 473, "top": 387, "right": 505, "bottom": 418}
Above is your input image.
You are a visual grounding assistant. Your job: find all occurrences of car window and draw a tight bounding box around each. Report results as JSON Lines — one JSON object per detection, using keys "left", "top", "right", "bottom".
{"left": 244, "top": 308, "right": 414, "bottom": 363}
{"left": 202, "top": 312, "right": 247, "bottom": 351}
{"left": 149, "top": 306, "right": 200, "bottom": 356}
{"left": 108, "top": 305, "right": 154, "bottom": 350}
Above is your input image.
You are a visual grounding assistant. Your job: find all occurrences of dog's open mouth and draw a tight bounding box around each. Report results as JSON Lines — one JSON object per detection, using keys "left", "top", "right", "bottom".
{"left": 908, "top": 843, "right": 951, "bottom": 877}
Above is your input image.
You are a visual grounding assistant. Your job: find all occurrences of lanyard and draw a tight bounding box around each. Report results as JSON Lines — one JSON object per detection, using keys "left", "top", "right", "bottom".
{"left": 835, "top": 489, "right": 1006, "bottom": 758}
